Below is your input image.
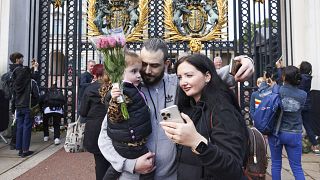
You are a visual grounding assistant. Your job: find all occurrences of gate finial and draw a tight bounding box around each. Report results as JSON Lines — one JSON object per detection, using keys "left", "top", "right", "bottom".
{"left": 51, "top": 0, "right": 65, "bottom": 8}
{"left": 189, "top": 39, "right": 202, "bottom": 53}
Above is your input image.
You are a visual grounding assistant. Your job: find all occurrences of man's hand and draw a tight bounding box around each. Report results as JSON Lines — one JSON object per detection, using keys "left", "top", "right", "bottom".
{"left": 275, "top": 59, "right": 283, "bottom": 69}
{"left": 134, "top": 152, "right": 156, "bottom": 174}
{"left": 233, "top": 55, "right": 254, "bottom": 82}
{"left": 32, "top": 58, "right": 39, "bottom": 71}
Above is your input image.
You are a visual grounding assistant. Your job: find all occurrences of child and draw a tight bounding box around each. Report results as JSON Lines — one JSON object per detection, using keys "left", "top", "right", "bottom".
{"left": 40, "top": 82, "right": 65, "bottom": 145}
{"left": 104, "top": 51, "right": 153, "bottom": 180}
{"left": 249, "top": 77, "right": 269, "bottom": 116}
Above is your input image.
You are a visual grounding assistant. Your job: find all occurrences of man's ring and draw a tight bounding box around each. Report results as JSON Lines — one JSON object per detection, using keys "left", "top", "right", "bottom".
{"left": 171, "top": 135, "right": 174, "bottom": 139}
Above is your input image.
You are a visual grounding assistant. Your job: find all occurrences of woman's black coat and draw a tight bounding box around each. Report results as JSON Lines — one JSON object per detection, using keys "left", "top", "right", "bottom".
{"left": 80, "top": 81, "right": 107, "bottom": 154}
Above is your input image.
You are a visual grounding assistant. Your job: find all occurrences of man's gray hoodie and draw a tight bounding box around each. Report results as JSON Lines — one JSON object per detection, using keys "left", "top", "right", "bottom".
{"left": 98, "top": 73, "right": 178, "bottom": 180}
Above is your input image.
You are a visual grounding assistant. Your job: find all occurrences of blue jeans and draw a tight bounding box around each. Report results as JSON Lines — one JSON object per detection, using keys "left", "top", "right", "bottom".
{"left": 16, "top": 107, "right": 32, "bottom": 151}
{"left": 268, "top": 132, "right": 305, "bottom": 180}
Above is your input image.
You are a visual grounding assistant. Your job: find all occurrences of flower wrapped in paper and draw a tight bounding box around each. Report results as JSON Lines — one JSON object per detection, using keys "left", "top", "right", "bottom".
{"left": 91, "top": 28, "right": 129, "bottom": 120}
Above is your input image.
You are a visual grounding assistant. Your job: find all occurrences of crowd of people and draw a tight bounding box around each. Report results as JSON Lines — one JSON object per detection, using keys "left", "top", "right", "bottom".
{"left": 1, "top": 52, "right": 66, "bottom": 158}
{"left": 249, "top": 58, "right": 317, "bottom": 179}
{"left": 1, "top": 37, "right": 318, "bottom": 180}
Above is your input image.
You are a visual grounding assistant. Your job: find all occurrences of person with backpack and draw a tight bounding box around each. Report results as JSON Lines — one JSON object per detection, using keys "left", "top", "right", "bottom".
{"left": 10, "top": 52, "right": 39, "bottom": 157}
{"left": 160, "top": 54, "right": 248, "bottom": 179}
{"left": 2, "top": 53, "right": 39, "bottom": 150}
{"left": 249, "top": 77, "right": 269, "bottom": 117}
{"left": 40, "top": 82, "right": 65, "bottom": 145}
{"left": 268, "top": 66, "right": 307, "bottom": 180}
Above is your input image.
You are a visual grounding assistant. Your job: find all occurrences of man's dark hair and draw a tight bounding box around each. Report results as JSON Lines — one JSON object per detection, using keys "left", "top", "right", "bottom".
{"left": 9, "top": 52, "right": 23, "bottom": 64}
{"left": 142, "top": 38, "right": 168, "bottom": 61}
{"left": 264, "top": 64, "right": 279, "bottom": 82}
{"left": 299, "top": 61, "right": 312, "bottom": 75}
{"left": 283, "top": 66, "right": 301, "bottom": 86}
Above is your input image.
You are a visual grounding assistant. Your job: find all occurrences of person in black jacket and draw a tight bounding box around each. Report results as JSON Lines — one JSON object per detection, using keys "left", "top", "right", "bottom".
{"left": 10, "top": 52, "right": 39, "bottom": 157}
{"left": 8, "top": 53, "right": 39, "bottom": 151}
{"left": 298, "top": 61, "right": 319, "bottom": 153}
{"left": 78, "top": 60, "right": 95, "bottom": 106}
{"left": 161, "top": 54, "right": 248, "bottom": 180}
{"left": 80, "top": 64, "right": 111, "bottom": 180}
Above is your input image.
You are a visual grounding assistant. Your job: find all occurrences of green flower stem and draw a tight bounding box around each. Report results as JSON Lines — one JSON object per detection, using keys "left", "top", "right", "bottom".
{"left": 101, "top": 44, "right": 127, "bottom": 119}
{"left": 120, "top": 102, "right": 129, "bottom": 120}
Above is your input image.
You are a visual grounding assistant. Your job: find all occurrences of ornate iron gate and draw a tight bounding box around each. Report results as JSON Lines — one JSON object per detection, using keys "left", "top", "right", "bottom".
{"left": 33, "top": 0, "right": 282, "bottom": 123}
{"left": 36, "top": 0, "right": 79, "bottom": 123}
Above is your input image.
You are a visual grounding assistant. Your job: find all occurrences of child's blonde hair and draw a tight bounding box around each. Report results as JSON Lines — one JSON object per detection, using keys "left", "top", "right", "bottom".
{"left": 256, "top": 77, "right": 265, "bottom": 87}
{"left": 125, "top": 50, "right": 142, "bottom": 67}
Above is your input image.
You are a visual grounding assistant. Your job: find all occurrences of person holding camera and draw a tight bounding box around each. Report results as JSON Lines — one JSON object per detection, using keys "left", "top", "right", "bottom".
{"left": 160, "top": 54, "right": 248, "bottom": 179}
{"left": 10, "top": 52, "right": 39, "bottom": 157}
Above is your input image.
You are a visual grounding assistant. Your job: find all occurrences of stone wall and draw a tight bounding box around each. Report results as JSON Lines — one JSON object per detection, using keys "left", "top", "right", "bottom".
{"left": 289, "top": 0, "right": 320, "bottom": 90}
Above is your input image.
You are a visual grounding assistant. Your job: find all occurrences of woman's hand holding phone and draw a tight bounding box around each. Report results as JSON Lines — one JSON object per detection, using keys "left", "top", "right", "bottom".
{"left": 160, "top": 112, "right": 206, "bottom": 148}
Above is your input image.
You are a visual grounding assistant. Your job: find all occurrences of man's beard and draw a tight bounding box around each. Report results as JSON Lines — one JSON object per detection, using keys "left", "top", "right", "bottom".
{"left": 141, "top": 70, "right": 165, "bottom": 86}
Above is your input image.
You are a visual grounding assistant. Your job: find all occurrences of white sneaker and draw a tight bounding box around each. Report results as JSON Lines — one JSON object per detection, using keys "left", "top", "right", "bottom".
{"left": 54, "top": 138, "right": 60, "bottom": 145}
{"left": 44, "top": 136, "right": 49, "bottom": 142}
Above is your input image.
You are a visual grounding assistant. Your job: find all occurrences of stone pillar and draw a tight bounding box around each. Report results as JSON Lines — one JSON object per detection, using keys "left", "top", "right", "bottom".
{"left": 289, "top": 0, "right": 320, "bottom": 90}
{"left": 0, "top": 0, "right": 31, "bottom": 75}
{"left": 0, "top": 0, "right": 11, "bottom": 75}
{"left": 8, "top": 0, "right": 31, "bottom": 66}
{"left": 304, "top": 0, "right": 320, "bottom": 90}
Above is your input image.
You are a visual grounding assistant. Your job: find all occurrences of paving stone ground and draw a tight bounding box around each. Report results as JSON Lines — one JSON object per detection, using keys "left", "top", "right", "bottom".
{"left": 1, "top": 131, "right": 319, "bottom": 180}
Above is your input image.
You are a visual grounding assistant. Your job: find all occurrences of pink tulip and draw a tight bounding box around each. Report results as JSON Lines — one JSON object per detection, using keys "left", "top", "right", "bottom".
{"left": 107, "top": 37, "right": 117, "bottom": 48}
{"left": 118, "top": 37, "right": 126, "bottom": 47}
{"left": 101, "top": 37, "right": 109, "bottom": 48}
{"left": 96, "top": 40, "right": 101, "bottom": 49}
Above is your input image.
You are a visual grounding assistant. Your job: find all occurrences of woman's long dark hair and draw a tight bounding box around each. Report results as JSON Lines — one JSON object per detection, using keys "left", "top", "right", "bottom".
{"left": 282, "top": 66, "right": 301, "bottom": 86}
{"left": 175, "top": 54, "right": 234, "bottom": 111}
{"left": 299, "top": 61, "right": 312, "bottom": 75}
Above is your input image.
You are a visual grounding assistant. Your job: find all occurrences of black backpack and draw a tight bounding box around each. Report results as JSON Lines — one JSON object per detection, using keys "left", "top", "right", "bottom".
{"left": 47, "top": 89, "right": 66, "bottom": 107}
{"left": 0, "top": 67, "right": 20, "bottom": 100}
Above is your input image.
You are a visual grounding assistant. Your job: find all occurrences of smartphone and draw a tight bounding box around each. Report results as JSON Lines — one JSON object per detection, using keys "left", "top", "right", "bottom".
{"left": 160, "top": 105, "right": 185, "bottom": 123}
{"left": 229, "top": 59, "right": 242, "bottom": 76}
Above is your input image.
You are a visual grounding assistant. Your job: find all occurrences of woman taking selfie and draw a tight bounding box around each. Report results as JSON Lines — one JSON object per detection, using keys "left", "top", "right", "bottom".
{"left": 160, "top": 54, "right": 248, "bottom": 179}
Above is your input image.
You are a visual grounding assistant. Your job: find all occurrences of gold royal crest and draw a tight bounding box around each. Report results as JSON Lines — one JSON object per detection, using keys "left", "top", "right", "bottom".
{"left": 184, "top": 4, "right": 207, "bottom": 33}
{"left": 88, "top": 0, "right": 148, "bottom": 42}
{"left": 164, "top": 0, "right": 228, "bottom": 52}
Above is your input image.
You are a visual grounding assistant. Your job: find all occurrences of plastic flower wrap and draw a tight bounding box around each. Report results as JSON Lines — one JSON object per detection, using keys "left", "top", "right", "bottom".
{"left": 91, "top": 28, "right": 129, "bottom": 120}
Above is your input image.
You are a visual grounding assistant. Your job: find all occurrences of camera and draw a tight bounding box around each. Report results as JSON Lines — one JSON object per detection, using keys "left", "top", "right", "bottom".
{"left": 161, "top": 112, "right": 171, "bottom": 120}
{"left": 160, "top": 105, "right": 185, "bottom": 123}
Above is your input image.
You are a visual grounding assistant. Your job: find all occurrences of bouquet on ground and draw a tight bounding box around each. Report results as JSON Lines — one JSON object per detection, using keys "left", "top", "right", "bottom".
{"left": 91, "top": 28, "right": 129, "bottom": 120}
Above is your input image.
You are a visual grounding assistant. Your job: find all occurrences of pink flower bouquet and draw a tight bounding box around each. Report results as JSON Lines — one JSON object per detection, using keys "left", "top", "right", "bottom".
{"left": 91, "top": 29, "right": 129, "bottom": 119}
